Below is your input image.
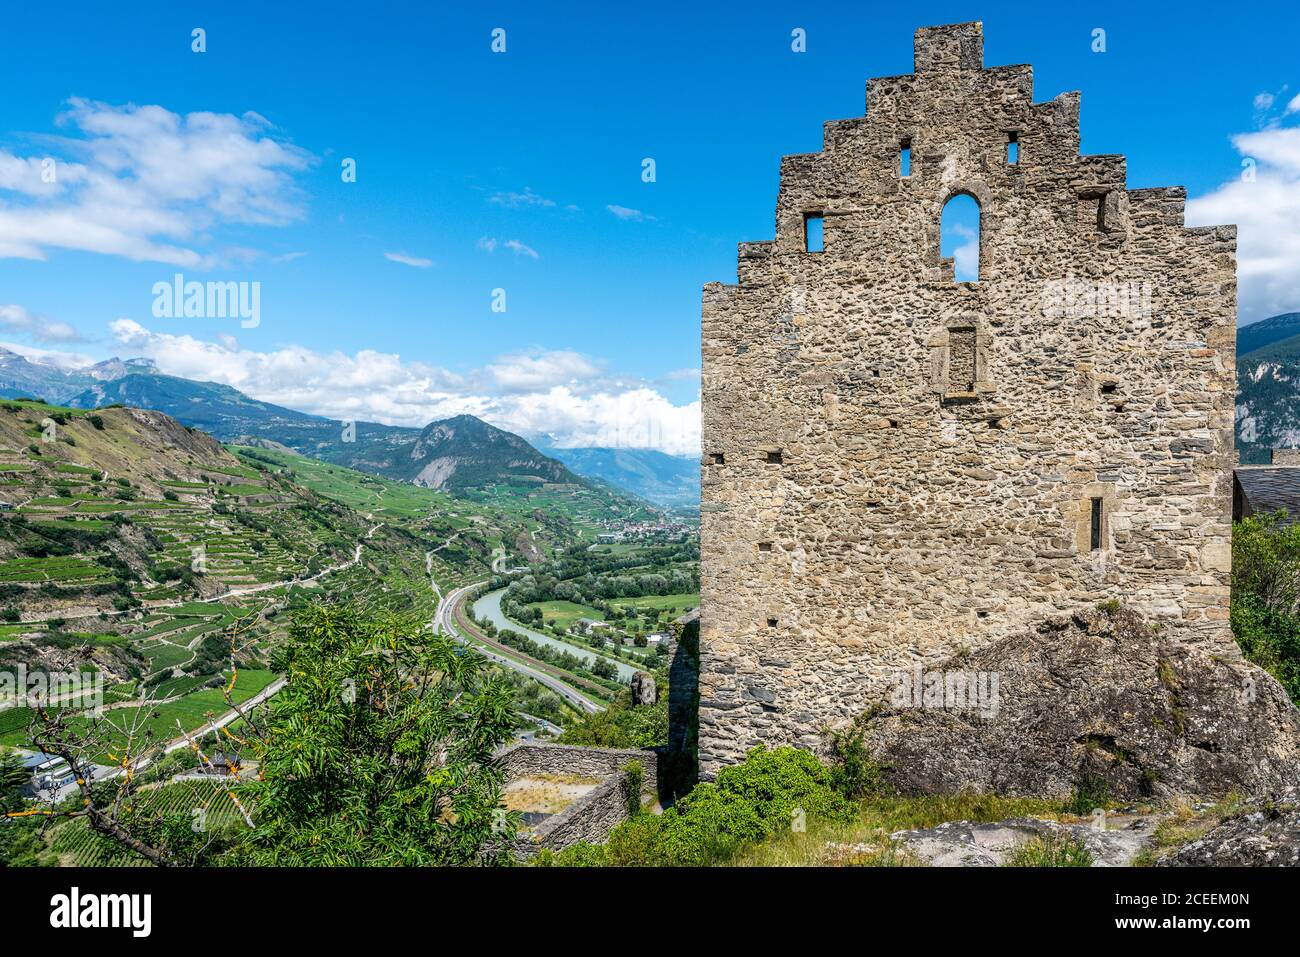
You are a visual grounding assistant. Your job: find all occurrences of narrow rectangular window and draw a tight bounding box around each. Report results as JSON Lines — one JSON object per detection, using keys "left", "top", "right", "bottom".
{"left": 1095, "top": 193, "right": 1109, "bottom": 232}
{"left": 711, "top": 452, "right": 725, "bottom": 465}
{"left": 899, "top": 140, "right": 911, "bottom": 177}
{"left": 1006, "top": 132, "right": 1019, "bottom": 165}
{"left": 1090, "top": 498, "right": 1103, "bottom": 551}
{"left": 758, "top": 542, "right": 773, "bottom": 553}
{"left": 765, "top": 450, "right": 783, "bottom": 465}
{"left": 803, "top": 213, "right": 824, "bottom": 252}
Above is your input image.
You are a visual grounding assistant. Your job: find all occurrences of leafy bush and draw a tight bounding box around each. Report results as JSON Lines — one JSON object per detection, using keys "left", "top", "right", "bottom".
{"left": 1230, "top": 514, "right": 1300, "bottom": 705}
{"left": 559, "top": 689, "right": 667, "bottom": 749}
{"left": 538, "top": 746, "right": 854, "bottom": 867}
{"left": 621, "top": 760, "right": 644, "bottom": 816}
{"left": 1066, "top": 770, "right": 1110, "bottom": 815}
{"left": 1230, "top": 591, "right": 1300, "bottom": 703}
{"left": 826, "top": 711, "right": 889, "bottom": 799}
{"left": 227, "top": 604, "right": 520, "bottom": 866}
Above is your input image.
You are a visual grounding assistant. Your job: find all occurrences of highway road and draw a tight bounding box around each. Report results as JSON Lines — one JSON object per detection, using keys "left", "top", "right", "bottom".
{"left": 433, "top": 581, "right": 604, "bottom": 714}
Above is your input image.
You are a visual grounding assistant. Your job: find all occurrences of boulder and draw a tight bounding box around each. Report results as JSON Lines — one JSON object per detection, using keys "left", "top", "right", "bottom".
{"left": 888, "top": 815, "right": 1155, "bottom": 867}
{"left": 630, "top": 671, "right": 657, "bottom": 707}
{"left": 860, "top": 609, "right": 1300, "bottom": 801}
{"left": 1156, "top": 788, "right": 1300, "bottom": 866}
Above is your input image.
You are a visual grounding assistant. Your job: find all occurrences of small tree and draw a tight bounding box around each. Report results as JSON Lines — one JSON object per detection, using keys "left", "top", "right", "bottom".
{"left": 232, "top": 604, "right": 520, "bottom": 865}
{"left": 17, "top": 603, "right": 520, "bottom": 866}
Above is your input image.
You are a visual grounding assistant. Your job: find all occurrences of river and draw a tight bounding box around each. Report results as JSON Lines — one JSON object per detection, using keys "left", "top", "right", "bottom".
{"left": 471, "top": 588, "right": 638, "bottom": 681}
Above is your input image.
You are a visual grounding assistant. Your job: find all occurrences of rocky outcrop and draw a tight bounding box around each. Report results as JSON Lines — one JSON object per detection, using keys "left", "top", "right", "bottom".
{"left": 889, "top": 815, "right": 1155, "bottom": 867}
{"left": 1156, "top": 789, "right": 1300, "bottom": 867}
{"left": 402, "top": 415, "right": 577, "bottom": 491}
{"left": 861, "top": 609, "right": 1300, "bottom": 801}
{"left": 630, "top": 671, "right": 657, "bottom": 706}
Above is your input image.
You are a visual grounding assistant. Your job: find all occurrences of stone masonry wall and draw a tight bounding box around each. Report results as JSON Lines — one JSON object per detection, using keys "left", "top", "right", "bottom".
{"left": 493, "top": 743, "right": 658, "bottom": 860}
{"left": 699, "top": 22, "right": 1238, "bottom": 776}
{"left": 496, "top": 742, "right": 659, "bottom": 794}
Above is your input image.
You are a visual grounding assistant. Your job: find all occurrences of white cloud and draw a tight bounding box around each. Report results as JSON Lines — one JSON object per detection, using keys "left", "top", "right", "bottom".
{"left": 271, "top": 251, "right": 308, "bottom": 263}
{"left": 660, "top": 367, "right": 702, "bottom": 383}
{"left": 477, "top": 236, "right": 540, "bottom": 259}
{"left": 1287, "top": 93, "right": 1300, "bottom": 116}
{"left": 104, "top": 321, "right": 700, "bottom": 455}
{"left": 383, "top": 250, "right": 433, "bottom": 268}
{"left": 1188, "top": 122, "right": 1300, "bottom": 321}
{"left": 0, "top": 303, "right": 86, "bottom": 343}
{"left": 487, "top": 350, "right": 602, "bottom": 393}
{"left": 503, "top": 239, "right": 539, "bottom": 259}
{"left": 606, "top": 204, "right": 651, "bottom": 221}
{"left": 0, "top": 340, "right": 96, "bottom": 369}
{"left": 952, "top": 241, "right": 979, "bottom": 280}
{"left": 488, "top": 187, "right": 556, "bottom": 209}
{"left": 0, "top": 99, "right": 313, "bottom": 265}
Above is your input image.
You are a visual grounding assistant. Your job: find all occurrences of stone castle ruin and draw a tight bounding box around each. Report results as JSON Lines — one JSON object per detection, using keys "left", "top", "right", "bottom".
{"left": 699, "top": 22, "right": 1239, "bottom": 775}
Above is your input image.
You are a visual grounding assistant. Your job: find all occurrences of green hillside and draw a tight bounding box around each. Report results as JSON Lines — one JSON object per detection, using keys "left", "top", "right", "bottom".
{"left": 1236, "top": 317, "right": 1300, "bottom": 463}
{"left": 0, "top": 401, "right": 458, "bottom": 753}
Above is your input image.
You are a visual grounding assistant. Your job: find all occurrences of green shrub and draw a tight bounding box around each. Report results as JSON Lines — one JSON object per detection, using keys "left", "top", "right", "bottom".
{"left": 539, "top": 746, "right": 853, "bottom": 867}
{"left": 826, "top": 711, "right": 889, "bottom": 799}
{"left": 1066, "top": 770, "right": 1110, "bottom": 815}
{"left": 559, "top": 691, "right": 667, "bottom": 749}
{"left": 621, "top": 760, "right": 644, "bottom": 817}
{"left": 1230, "top": 591, "right": 1300, "bottom": 704}
{"left": 1005, "top": 832, "right": 1093, "bottom": 867}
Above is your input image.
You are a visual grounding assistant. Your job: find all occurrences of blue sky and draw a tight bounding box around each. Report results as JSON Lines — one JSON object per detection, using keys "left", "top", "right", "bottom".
{"left": 1, "top": 0, "right": 1298, "bottom": 453}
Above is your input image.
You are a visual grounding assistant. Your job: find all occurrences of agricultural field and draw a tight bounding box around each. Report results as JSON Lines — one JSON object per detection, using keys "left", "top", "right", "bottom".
{"left": 232, "top": 446, "right": 457, "bottom": 520}
{"left": 46, "top": 779, "right": 254, "bottom": 867}
{"left": 526, "top": 599, "right": 608, "bottom": 631}
{"left": 0, "top": 402, "right": 448, "bottom": 764}
{"left": 0, "top": 668, "right": 278, "bottom": 752}
{"left": 0, "top": 400, "right": 675, "bottom": 782}
{"left": 610, "top": 593, "right": 700, "bottom": 615}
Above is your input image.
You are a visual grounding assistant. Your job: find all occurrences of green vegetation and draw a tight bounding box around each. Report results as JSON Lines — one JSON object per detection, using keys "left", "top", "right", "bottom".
{"left": 825, "top": 711, "right": 888, "bottom": 800}
{"left": 527, "top": 599, "right": 607, "bottom": 631}
{"left": 536, "top": 746, "right": 855, "bottom": 867}
{"left": 229, "top": 605, "right": 518, "bottom": 865}
{"left": 1, "top": 747, "right": 57, "bottom": 866}
{"left": 47, "top": 780, "right": 250, "bottom": 867}
{"left": 1004, "top": 832, "right": 1094, "bottom": 867}
{"left": 1230, "top": 512, "right": 1300, "bottom": 703}
{"left": 559, "top": 685, "right": 668, "bottom": 749}
{"left": 1129, "top": 793, "right": 1251, "bottom": 865}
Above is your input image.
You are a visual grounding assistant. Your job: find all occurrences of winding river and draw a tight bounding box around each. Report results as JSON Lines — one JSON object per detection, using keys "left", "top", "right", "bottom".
{"left": 471, "top": 588, "right": 638, "bottom": 681}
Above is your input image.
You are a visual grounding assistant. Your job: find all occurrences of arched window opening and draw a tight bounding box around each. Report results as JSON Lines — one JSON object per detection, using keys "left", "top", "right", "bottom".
{"left": 940, "top": 193, "right": 981, "bottom": 282}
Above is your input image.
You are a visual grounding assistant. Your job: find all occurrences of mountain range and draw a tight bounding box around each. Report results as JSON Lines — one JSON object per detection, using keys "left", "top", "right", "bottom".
{"left": 0, "top": 346, "right": 699, "bottom": 505}
{"left": 1235, "top": 313, "right": 1300, "bottom": 463}
{"left": 535, "top": 443, "right": 700, "bottom": 507}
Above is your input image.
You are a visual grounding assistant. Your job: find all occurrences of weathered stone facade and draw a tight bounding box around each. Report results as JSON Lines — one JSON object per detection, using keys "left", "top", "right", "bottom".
{"left": 699, "top": 22, "right": 1238, "bottom": 775}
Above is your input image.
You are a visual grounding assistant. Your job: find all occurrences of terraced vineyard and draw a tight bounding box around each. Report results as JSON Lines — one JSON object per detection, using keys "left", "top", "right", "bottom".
{"left": 47, "top": 779, "right": 253, "bottom": 867}
{"left": 0, "top": 400, "right": 690, "bottom": 826}
{"left": 0, "top": 402, "right": 433, "bottom": 760}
